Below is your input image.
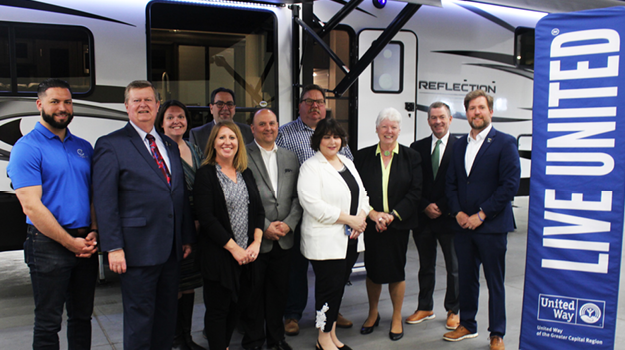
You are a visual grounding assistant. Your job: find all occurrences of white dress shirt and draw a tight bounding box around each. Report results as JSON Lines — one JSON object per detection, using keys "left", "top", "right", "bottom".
{"left": 255, "top": 140, "right": 279, "bottom": 196}
{"left": 465, "top": 124, "right": 492, "bottom": 176}
{"left": 129, "top": 120, "right": 171, "bottom": 171}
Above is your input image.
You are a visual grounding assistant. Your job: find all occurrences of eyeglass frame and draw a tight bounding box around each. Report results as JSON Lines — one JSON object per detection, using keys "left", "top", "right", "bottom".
{"left": 301, "top": 98, "right": 326, "bottom": 106}
{"left": 212, "top": 101, "right": 236, "bottom": 108}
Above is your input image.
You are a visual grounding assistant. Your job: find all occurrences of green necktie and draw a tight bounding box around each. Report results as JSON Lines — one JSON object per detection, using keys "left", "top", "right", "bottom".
{"left": 432, "top": 139, "right": 441, "bottom": 178}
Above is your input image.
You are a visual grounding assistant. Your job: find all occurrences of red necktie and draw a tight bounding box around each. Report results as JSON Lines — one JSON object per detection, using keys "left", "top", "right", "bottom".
{"left": 146, "top": 134, "right": 171, "bottom": 186}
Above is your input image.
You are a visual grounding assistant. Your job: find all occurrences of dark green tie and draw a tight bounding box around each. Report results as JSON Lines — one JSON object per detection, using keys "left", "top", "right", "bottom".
{"left": 432, "top": 139, "right": 441, "bottom": 178}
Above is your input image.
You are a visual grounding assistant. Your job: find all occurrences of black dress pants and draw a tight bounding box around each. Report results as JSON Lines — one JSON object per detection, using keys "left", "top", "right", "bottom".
{"left": 310, "top": 242, "right": 358, "bottom": 333}
{"left": 241, "top": 242, "right": 292, "bottom": 348}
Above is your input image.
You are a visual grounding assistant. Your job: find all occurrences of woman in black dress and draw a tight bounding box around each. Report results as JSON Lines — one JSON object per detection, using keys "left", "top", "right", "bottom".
{"left": 354, "top": 107, "right": 422, "bottom": 341}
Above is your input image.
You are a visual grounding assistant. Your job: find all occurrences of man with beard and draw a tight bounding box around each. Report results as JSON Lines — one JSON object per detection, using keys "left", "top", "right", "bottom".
{"left": 275, "top": 84, "right": 354, "bottom": 335}
{"left": 444, "top": 90, "right": 520, "bottom": 350}
{"left": 189, "top": 87, "right": 254, "bottom": 153}
{"left": 7, "top": 79, "right": 99, "bottom": 350}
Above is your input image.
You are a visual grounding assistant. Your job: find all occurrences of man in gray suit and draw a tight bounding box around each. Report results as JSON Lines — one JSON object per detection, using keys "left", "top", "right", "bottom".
{"left": 188, "top": 87, "right": 253, "bottom": 153}
{"left": 241, "top": 109, "right": 302, "bottom": 350}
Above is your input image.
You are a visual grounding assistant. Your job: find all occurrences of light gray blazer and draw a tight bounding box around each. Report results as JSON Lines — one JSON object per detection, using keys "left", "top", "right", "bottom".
{"left": 246, "top": 142, "right": 302, "bottom": 253}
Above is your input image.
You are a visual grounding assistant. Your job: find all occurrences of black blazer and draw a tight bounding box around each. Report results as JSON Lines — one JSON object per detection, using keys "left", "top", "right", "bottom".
{"left": 410, "top": 134, "right": 456, "bottom": 232}
{"left": 193, "top": 164, "right": 265, "bottom": 299}
{"left": 354, "top": 144, "right": 422, "bottom": 230}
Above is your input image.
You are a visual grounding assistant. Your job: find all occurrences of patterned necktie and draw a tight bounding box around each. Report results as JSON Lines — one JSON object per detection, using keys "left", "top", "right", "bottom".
{"left": 146, "top": 134, "right": 171, "bottom": 186}
{"left": 432, "top": 139, "right": 441, "bottom": 178}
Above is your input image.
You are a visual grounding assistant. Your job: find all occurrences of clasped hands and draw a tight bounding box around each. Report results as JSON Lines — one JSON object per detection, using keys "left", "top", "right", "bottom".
{"left": 230, "top": 240, "right": 260, "bottom": 266}
{"left": 368, "top": 210, "right": 394, "bottom": 232}
{"left": 264, "top": 221, "right": 290, "bottom": 241}
{"left": 456, "top": 210, "right": 486, "bottom": 231}
{"left": 346, "top": 211, "right": 368, "bottom": 238}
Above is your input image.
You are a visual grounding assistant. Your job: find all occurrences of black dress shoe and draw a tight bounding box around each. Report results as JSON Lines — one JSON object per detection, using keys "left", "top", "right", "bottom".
{"left": 268, "top": 340, "right": 293, "bottom": 350}
{"left": 389, "top": 322, "right": 404, "bottom": 341}
{"left": 360, "top": 314, "right": 380, "bottom": 335}
{"left": 338, "top": 344, "right": 352, "bottom": 350}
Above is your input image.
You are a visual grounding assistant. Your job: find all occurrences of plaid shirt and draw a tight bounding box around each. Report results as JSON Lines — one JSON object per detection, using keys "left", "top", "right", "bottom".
{"left": 276, "top": 117, "right": 353, "bottom": 165}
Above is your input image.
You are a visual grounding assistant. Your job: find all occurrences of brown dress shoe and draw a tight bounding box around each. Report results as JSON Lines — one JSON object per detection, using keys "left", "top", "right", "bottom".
{"left": 443, "top": 325, "right": 478, "bottom": 341}
{"left": 284, "top": 318, "right": 299, "bottom": 336}
{"left": 490, "top": 336, "right": 505, "bottom": 350}
{"left": 336, "top": 313, "right": 353, "bottom": 328}
{"left": 446, "top": 311, "right": 460, "bottom": 330}
{"left": 405, "top": 310, "right": 435, "bottom": 324}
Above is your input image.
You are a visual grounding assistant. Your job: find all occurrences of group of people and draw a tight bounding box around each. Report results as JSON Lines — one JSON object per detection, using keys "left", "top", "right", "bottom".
{"left": 7, "top": 79, "right": 520, "bottom": 350}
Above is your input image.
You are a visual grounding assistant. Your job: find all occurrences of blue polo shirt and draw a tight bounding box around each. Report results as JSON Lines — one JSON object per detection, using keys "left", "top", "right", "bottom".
{"left": 7, "top": 122, "right": 93, "bottom": 228}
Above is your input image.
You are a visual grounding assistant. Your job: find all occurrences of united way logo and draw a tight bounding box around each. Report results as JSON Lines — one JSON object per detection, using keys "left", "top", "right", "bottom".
{"left": 579, "top": 303, "right": 602, "bottom": 324}
{"left": 538, "top": 294, "right": 605, "bottom": 328}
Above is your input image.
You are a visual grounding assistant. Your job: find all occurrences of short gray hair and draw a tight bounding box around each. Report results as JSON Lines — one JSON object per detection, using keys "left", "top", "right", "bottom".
{"left": 375, "top": 107, "right": 402, "bottom": 128}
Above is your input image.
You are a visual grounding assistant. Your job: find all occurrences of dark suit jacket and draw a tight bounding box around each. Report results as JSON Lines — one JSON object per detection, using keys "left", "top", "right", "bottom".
{"left": 193, "top": 164, "right": 265, "bottom": 297}
{"left": 189, "top": 120, "right": 254, "bottom": 154}
{"left": 354, "top": 144, "right": 422, "bottom": 230}
{"left": 246, "top": 143, "right": 302, "bottom": 253}
{"left": 411, "top": 134, "right": 456, "bottom": 232}
{"left": 446, "top": 127, "right": 520, "bottom": 233}
{"left": 93, "top": 123, "right": 194, "bottom": 266}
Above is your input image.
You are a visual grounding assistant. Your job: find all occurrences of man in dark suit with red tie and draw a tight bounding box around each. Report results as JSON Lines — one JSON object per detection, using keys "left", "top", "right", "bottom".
{"left": 93, "top": 80, "right": 194, "bottom": 350}
{"left": 443, "top": 90, "right": 520, "bottom": 350}
{"left": 407, "top": 102, "right": 460, "bottom": 330}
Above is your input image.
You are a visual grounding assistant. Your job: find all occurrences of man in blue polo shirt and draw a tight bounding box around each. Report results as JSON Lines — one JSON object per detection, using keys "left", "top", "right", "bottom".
{"left": 7, "top": 79, "right": 99, "bottom": 350}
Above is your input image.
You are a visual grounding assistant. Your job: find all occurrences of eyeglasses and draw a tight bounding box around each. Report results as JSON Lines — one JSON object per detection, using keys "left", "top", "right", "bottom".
{"left": 302, "top": 98, "right": 325, "bottom": 106}
{"left": 213, "top": 101, "right": 235, "bottom": 108}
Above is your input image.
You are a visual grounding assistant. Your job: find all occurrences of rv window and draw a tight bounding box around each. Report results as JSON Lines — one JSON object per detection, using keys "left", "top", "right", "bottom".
{"left": 371, "top": 42, "right": 403, "bottom": 93}
{"left": 0, "top": 26, "right": 9, "bottom": 92}
{"left": 149, "top": 3, "right": 277, "bottom": 127}
{"left": 515, "top": 27, "right": 534, "bottom": 69}
{"left": 0, "top": 22, "right": 92, "bottom": 94}
{"left": 312, "top": 29, "right": 354, "bottom": 142}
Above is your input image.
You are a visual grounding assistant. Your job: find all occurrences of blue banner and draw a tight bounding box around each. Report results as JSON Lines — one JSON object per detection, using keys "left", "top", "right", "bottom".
{"left": 520, "top": 7, "right": 625, "bottom": 350}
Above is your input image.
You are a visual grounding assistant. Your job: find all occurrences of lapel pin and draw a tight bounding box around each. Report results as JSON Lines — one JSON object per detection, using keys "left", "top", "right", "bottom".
{"left": 487, "top": 138, "right": 492, "bottom": 143}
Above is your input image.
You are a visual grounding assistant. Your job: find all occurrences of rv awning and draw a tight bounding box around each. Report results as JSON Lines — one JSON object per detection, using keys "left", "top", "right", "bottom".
{"left": 460, "top": 0, "right": 625, "bottom": 13}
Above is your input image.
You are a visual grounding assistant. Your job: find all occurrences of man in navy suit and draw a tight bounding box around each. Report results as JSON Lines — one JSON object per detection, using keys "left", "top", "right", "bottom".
{"left": 93, "top": 80, "right": 194, "bottom": 350}
{"left": 188, "top": 87, "right": 253, "bottom": 153}
{"left": 407, "top": 102, "right": 459, "bottom": 330}
{"left": 443, "top": 90, "right": 520, "bottom": 350}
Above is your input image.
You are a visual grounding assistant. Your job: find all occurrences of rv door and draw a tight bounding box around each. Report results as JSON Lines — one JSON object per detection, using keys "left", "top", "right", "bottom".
{"left": 357, "top": 30, "right": 417, "bottom": 148}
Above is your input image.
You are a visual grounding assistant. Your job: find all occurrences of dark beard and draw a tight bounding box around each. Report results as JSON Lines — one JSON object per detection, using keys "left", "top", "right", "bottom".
{"left": 42, "top": 109, "right": 73, "bottom": 129}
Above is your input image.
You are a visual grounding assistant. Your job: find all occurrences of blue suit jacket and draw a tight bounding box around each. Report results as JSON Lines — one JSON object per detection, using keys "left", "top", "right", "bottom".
{"left": 93, "top": 123, "right": 194, "bottom": 266}
{"left": 446, "top": 127, "right": 520, "bottom": 233}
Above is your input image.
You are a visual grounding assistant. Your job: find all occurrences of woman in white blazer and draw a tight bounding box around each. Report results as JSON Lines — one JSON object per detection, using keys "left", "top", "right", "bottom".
{"left": 297, "top": 118, "right": 370, "bottom": 350}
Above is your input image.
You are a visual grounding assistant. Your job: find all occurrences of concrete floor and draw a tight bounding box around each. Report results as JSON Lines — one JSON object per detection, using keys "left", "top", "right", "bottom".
{"left": 1, "top": 197, "right": 624, "bottom": 349}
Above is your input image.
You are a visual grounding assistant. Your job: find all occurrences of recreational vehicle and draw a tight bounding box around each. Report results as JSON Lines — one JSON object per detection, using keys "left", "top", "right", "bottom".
{"left": 0, "top": 0, "right": 619, "bottom": 251}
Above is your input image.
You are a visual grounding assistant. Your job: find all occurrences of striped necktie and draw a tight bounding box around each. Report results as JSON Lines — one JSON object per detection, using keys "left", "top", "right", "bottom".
{"left": 146, "top": 134, "right": 171, "bottom": 186}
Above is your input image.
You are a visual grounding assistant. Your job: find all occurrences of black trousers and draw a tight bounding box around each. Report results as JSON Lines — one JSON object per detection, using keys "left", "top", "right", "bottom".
{"left": 241, "top": 241, "right": 291, "bottom": 348}
{"left": 203, "top": 278, "right": 241, "bottom": 350}
{"left": 310, "top": 242, "right": 358, "bottom": 333}
{"left": 413, "top": 223, "right": 459, "bottom": 313}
